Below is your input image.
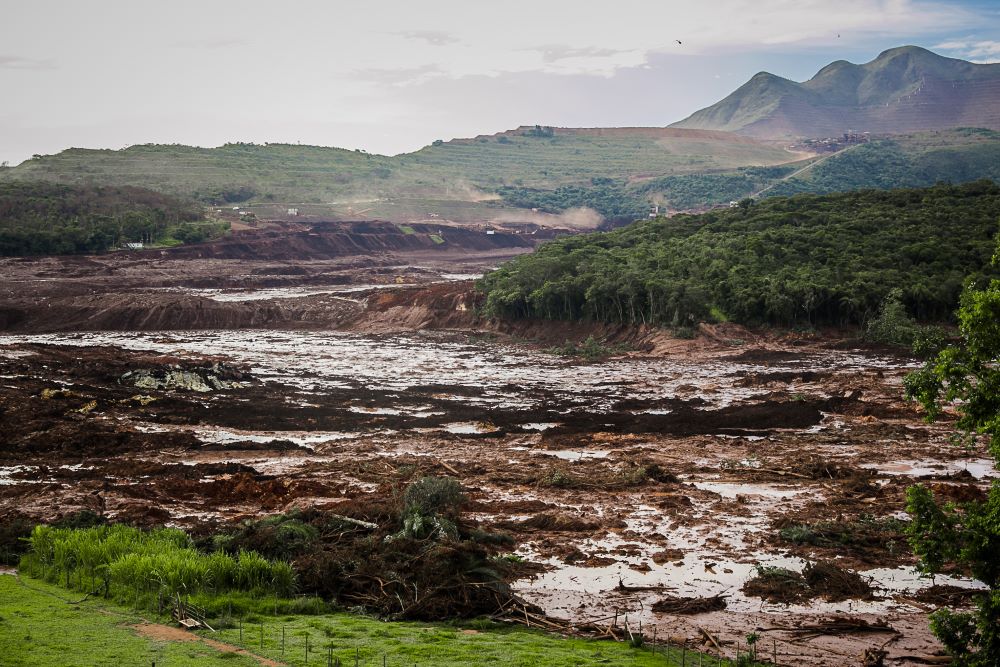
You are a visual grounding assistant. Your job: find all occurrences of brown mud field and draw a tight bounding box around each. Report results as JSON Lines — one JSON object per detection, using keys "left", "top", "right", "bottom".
{"left": 0, "top": 233, "right": 993, "bottom": 666}
{"left": 0, "top": 220, "right": 532, "bottom": 333}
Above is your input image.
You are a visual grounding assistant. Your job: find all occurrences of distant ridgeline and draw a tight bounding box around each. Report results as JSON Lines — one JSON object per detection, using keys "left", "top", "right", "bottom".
{"left": 0, "top": 181, "right": 224, "bottom": 256}
{"left": 496, "top": 129, "right": 1000, "bottom": 216}
{"left": 3, "top": 125, "right": 1000, "bottom": 221}
{"left": 477, "top": 181, "right": 1000, "bottom": 328}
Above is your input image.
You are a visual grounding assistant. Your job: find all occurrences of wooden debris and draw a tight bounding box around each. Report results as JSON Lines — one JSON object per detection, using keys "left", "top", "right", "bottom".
{"left": 651, "top": 594, "right": 728, "bottom": 615}
{"left": 326, "top": 513, "right": 378, "bottom": 530}
{"left": 614, "top": 578, "right": 671, "bottom": 594}
{"left": 438, "top": 460, "right": 461, "bottom": 476}
{"left": 786, "top": 616, "right": 898, "bottom": 640}
{"left": 892, "top": 655, "right": 952, "bottom": 665}
{"left": 697, "top": 626, "right": 726, "bottom": 652}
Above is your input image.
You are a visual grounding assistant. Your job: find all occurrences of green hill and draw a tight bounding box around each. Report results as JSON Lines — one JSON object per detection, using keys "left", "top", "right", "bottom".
{"left": 660, "top": 128, "right": 1000, "bottom": 207}
{"left": 478, "top": 181, "right": 1000, "bottom": 328}
{"left": 6, "top": 117, "right": 1000, "bottom": 226}
{"left": 0, "top": 128, "right": 799, "bottom": 224}
{"left": 762, "top": 128, "right": 1000, "bottom": 197}
{"left": 672, "top": 46, "right": 1000, "bottom": 139}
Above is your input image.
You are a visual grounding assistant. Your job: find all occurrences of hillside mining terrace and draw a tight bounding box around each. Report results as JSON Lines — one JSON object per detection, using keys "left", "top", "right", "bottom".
{"left": 0, "top": 220, "right": 991, "bottom": 666}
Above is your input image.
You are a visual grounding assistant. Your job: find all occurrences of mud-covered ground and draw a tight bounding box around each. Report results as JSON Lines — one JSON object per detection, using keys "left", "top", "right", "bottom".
{"left": 0, "top": 322, "right": 992, "bottom": 666}
{"left": 0, "top": 227, "right": 993, "bottom": 665}
{"left": 0, "top": 220, "right": 532, "bottom": 333}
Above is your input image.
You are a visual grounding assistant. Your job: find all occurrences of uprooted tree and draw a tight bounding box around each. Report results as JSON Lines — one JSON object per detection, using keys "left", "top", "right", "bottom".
{"left": 904, "top": 236, "right": 1000, "bottom": 666}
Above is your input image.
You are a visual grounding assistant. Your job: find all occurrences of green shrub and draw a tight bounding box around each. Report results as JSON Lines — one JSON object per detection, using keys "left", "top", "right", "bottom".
{"left": 19, "top": 525, "right": 296, "bottom": 610}
{"left": 911, "top": 325, "right": 949, "bottom": 358}
{"left": 547, "top": 335, "right": 629, "bottom": 361}
{"left": 865, "top": 289, "right": 919, "bottom": 346}
{"left": 398, "top": 477, "right": 465, "bottom": 540}
{"left": 403, "top": 477, "right": 465, "bottom": 519}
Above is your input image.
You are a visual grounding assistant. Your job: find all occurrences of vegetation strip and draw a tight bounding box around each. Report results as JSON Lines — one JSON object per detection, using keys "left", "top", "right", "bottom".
{"left": 0, "top": 181, "right": 225, "bottom": 255}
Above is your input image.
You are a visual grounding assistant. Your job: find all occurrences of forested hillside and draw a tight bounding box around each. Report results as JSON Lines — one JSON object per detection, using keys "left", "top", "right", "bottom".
{"left": 494, "top": 130, "right": 1000, "bottom": 216}
{"left": 0, "top": 182, "right": 222, "bottom": 255}
{"left": 477, "top": 181, "right": 1000, "bottom": 328}
{"left": 766, "top": 129, "right": 1000, "bottom": 197}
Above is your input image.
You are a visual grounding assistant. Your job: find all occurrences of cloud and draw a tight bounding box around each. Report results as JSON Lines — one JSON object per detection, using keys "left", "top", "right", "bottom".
{"left": 537, "top": 45, "right": 624, "bottom": 64}
{"left": 934, "top": 39, "right": 1000, "bottom": 63}
{"left": 528, "top": 45, "right": 646, "bottom": 76}
{"left": 351, "top": 64, "right": 445, "bottom": 86}
{"left": 356, "top": 0, "right": 983, "bottom": 80}
{"left": 0, "top": 55, "right": 54, "bottom": 70}
{"left": 171, "top": 38, "right": 248, "bottom": 50}
{"left": 398, "top": 30, "right": 458, "bottom": 46}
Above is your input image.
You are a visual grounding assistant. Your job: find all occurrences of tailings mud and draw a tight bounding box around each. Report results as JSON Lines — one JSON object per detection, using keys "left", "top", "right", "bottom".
{"left": 0, "top": 327, "right": 990, "bottom": 666}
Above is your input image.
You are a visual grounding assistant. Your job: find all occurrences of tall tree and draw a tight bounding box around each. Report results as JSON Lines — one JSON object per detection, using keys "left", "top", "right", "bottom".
{"left": 904, "top": 238, "right": 1000, "bottom": 666}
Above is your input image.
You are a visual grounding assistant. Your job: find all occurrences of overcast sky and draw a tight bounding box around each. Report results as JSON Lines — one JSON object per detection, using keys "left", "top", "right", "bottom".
{"left": 2, "top": 0, "right": 999, "bottom": 165}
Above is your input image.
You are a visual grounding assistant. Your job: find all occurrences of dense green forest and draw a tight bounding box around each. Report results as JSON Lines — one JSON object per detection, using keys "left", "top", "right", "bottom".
{"left": 0, "top": 181, "right": 223, "bottom": 255}
{"left": 496, "top": 178, "right": 649, "bottom": 223}
{"left": 477, "top": 181, "right": 1000, "bottom": 328}
{"left": 635, "top": 165, "right": 798, "bottom": 210}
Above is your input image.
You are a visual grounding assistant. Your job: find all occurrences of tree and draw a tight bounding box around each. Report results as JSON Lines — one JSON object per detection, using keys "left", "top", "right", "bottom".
{"left": 904, "top": 239, "right": 1000, "bottom": 666}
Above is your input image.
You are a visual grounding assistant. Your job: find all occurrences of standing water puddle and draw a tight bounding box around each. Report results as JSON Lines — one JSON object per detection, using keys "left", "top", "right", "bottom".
{"left": 693, "top": 481, "right": 804, "bottom": 499}
{"left": 535, "top": 450, "right": 610, "bottom": 461}
{"left": 861, "top": 458, "right": 997, "bottom": 479}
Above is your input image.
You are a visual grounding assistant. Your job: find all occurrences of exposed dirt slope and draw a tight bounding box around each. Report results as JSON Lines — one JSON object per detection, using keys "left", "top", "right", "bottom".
{"left": 158, "top": 221, "right": 533, "bottom": 261}
{"left": 0, "top": 222, "right": 536, "bottom": 333}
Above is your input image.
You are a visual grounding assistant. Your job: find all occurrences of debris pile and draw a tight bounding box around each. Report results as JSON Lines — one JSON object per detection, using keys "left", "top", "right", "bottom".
{"left": 650, "top": 594, "right": 728, "bottom": 615}
{"left": 742, "top": 560, "right": 874, "bottom": 603}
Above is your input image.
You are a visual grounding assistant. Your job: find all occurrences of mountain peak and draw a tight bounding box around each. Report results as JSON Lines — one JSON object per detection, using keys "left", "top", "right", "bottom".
{"left": 671, "top": 46, "right": 1000, "bottom": 139}
{"left": 875, "top": 44, "right": 936, "bottom": 58}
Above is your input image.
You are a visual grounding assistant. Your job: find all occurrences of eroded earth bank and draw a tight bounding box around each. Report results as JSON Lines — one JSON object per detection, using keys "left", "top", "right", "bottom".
{"left": 0, "top": 230, "right": 992, "bottom": 666}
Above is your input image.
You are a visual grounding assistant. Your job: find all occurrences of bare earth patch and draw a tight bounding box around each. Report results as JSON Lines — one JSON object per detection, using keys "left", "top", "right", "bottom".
{"left": 132, "top": 623, "right": 284, "bottom": 666}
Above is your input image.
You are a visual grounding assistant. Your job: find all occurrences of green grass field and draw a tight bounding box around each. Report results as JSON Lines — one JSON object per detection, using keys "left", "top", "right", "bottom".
{"left": 1, "top": 575, "right": 741, "bottom": 667}
{"left": 0, "top": 575, "right": 259, "bottom": 666}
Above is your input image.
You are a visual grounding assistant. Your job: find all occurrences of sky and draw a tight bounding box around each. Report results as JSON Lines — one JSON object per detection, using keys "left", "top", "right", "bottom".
{"left": 1, "top": 0, "right": 999, "bottom": 166}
